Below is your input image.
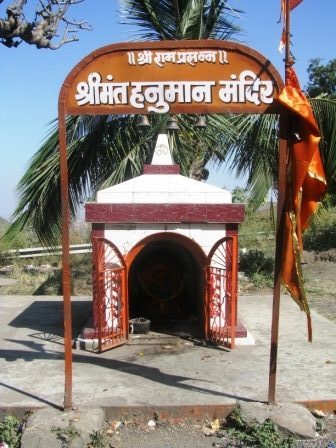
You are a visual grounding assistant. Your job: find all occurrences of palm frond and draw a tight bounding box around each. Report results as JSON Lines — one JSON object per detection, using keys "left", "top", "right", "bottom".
{"left": 179, "top": 0, "right": 204, "bottom": 40}
{"left": 4, "top": 111, "right": 241, "bottom": 245}
{"left": 118, "top": 0, "right": 182, "bottom": 40}
{"left": 4, "top": 115, "right": 151, "bottom": 246}
{"left": 172, "top": 113, "right": 238, "bottom": 178}
{"left": 226, "top": 113, "right": 279, "bottom": 210}
{"left": 118, "top": 0, "right": 242, "bottom": 41}
{"left": 310, "top": 97, "right": 336, "bottom": 194}
{"left": 205, "top": 0, "right": 242, "bottom": 40}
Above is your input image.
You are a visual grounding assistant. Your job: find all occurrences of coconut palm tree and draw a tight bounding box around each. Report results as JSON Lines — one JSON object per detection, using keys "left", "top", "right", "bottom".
{"left": 4, "top": 1, "right": 336, "bottom": 247}
{"left": 4, "top": 0, "right": 243, "bottom": 246}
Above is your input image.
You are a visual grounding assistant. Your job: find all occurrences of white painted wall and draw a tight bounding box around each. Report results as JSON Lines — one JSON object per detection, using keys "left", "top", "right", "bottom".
{"left": 104, "top": 223, "right": 227, "bottom": 257}
{"left": 97, "top": 174, "right": 232, "bottom": 204}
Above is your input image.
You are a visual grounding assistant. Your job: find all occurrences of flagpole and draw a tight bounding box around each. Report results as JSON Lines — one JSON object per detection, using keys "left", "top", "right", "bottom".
{"left": 285, "top": 0, "right": 292, "bottom": 84}
{"left": 268, "top": 0, "right": 291, "bottom": 404}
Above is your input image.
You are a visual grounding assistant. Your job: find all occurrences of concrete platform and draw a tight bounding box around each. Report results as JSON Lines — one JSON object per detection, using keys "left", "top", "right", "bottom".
{"left": 0, "top": 294, "right": 335, "bottom": 413}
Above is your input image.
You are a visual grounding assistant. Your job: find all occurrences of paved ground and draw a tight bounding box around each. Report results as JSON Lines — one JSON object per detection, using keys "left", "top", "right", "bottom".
{"left": 0, "top": 294, "right": 335, "bottom": 411}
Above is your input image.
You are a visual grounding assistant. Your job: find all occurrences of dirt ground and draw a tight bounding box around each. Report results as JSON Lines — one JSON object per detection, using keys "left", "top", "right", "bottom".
{"left": 302, "top": 250, "right": 336, "bottom": 323}
{"left": 238, "top": 250, "right": 336, "bottom": 323}
{"left": 102, "top": 415, "right": 336, "bottom": 448}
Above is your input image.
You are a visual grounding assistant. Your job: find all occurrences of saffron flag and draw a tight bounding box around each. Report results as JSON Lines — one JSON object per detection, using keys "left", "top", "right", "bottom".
{"left": 279, "top": 0, "right": 304, "bottom": 51}
{"left": 280, "top": 0, "right": 304, "bottom": 14}
{"left": 277, "top": 68, "right": 327, "bottom": 341}
{"left": 289, "top": 0, "right": 303, "bottom": 10}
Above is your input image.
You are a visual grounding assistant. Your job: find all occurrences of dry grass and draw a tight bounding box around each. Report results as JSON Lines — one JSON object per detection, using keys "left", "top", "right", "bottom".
{"left": 0, "top": 254, "right": 92, "bottom": 296}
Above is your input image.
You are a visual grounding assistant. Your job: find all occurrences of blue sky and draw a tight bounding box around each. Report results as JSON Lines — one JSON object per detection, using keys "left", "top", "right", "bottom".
{"left": 0, "top": 0, "right": 335, "bottom": 219}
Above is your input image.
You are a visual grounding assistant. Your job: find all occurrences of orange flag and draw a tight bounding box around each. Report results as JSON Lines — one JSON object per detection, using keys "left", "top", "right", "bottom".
{"left": 289, "top": 0, "right": 303, "bottom": 9}
{"left": 279, "top": 0, "right": 304, "bottom": 51}
{"left": 280, "top": 0, "right": 303, "bottom": 13}
{"left": 277, "top": 68, "right": 327, "bottom": 341}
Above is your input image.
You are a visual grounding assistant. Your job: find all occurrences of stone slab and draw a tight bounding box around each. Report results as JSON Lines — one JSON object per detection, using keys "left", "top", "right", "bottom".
{"left": 238, "top": 401, "right": 317, "bottom": 439}
{"left": 21, "top": 407, "right": 105, "bottom": 448}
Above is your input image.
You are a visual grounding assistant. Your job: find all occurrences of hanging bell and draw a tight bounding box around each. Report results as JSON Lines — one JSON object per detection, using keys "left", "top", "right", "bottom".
{"left": 166, "top": 115, "right": 180, "bottom": 131}
{"left": 136, "top": 114, "right": 150, "bottom": 128}
{"left": 195, "top": 115, "right": 207, "bottom": 128}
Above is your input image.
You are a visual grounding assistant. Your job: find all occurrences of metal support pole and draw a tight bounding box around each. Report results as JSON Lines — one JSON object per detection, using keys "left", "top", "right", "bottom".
{"left": 268, "top": 112, "right": 288, "bottom": 404}
{"left": 284, "top": 0, "right": 292, "bottom": 80}
{"left": 230, "top": 234, "right": 238, "bottom": 350}
{"left": 268, "top": 0, "right": 291, "bottom": 405}
{"left": 58, "top": 111, "right": 73, "bottom": 411}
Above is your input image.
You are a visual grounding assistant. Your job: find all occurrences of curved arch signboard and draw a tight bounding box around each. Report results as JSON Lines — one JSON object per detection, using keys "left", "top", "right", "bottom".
{"left": 60, "top": 40, "right": 283, "bottom": 115}
{"left": 58, "top": 40, "right": 285, "bottom": 411}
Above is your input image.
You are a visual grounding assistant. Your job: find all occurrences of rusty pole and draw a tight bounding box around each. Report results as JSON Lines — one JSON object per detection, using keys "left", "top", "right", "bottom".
{"left": 284, "top": 0, "right": 293, "bottom": 83}
{"left": 230, "top": 235, "right": 238, "bottom": 350}
{"left": 268, "top": 0, "right": 291, "bottom": 404}
{"left": 58, "top": 111, "right": 73, "bottom": 411}
{"left": 268, "top": 112, "right": 288, "bottom": 404}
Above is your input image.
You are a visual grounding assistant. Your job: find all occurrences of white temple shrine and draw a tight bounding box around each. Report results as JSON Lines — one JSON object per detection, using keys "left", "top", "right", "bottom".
{"left": 84, "top": 134, "right": 245, "bottom": 352}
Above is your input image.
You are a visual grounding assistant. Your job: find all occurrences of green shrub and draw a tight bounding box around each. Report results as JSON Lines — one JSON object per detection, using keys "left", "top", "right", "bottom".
{"left": 51, "top": 423, "right": 80, "bottom": 448}
{"left": 303, "top": 225, "right": 336, "bottom": 252}
{"left": 226, "top": 407, "right": 296, "bottom": 448}
{"left": 250, "top": 272, "right": 274, "bottom": 288}
{"left": 239, "top": 250, "right": 274, "bottom": 277}
{"left": 0, "top": 415, "right": 21, "bottom": 448}
{"left": 239, "top": 208, "right": 276, "bottom": 257}
{"left": 303, "top": 205, "right": 336, "bottom": 251}
{"left": 87, "top": 430, "right": 109, "bottom": 448}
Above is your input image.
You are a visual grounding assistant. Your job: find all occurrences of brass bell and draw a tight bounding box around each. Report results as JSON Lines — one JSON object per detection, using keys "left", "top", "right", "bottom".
{"left": 195, "top": 115, "right": 207, "bottom": 128}
{"left": 166, "top": 115, "right": 180, "bottom": 131}
{"left": 136, "top": 114, "right": 150, "bottom": 128}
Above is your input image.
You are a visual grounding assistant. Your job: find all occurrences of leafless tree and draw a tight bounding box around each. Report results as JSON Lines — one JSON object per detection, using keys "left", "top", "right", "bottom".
{"left": 0, "top": 0, "right": 91, "bottom": 49}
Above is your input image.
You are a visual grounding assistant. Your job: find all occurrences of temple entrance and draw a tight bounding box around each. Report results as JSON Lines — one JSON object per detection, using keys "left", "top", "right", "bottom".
{"left": 90, "top": 232, "right": 240, "bottom": 351}
{"left": 128, "top": 236, "right": 205, "bottom": 337}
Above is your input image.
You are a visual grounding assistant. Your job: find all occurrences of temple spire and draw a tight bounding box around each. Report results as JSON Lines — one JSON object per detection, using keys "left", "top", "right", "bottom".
{"left": 151, "top": 134, "right": 174, "bottom": 165}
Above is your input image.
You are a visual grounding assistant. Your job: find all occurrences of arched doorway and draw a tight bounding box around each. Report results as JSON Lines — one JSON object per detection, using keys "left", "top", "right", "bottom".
{"left": 126, "top": 233, "right": 206, "bottom": 336}
{"left": 90, "top": 232, "right": 240, "bottom": 351}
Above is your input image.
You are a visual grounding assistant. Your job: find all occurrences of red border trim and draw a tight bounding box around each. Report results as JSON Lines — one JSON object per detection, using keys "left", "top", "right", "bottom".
{"left": 143, "top": 165, "right": 180, "bottom": 174}
{"left": 85, "top": 203, "right": 244, "bottom": 223}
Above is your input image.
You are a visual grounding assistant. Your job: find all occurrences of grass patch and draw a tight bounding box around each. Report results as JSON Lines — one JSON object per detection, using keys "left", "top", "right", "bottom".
{"left": 239, "top": 209, "right": 276, "bottom": 258}
{"left": 303, "top": 206, "right": 336, "bottom": 251}
{"left": 226, "top": 407, "right": 296, "bottom": 448}
{"left": 0, "top": 415, "right": 21, "bottom": 448}
{"left": 249, "top": 272, "right": 274, "bottom": 288}
{"left": 87, "top": 429, "right": 110, "bottom": 448}
{"left": 0, "top": 253, "right": 92, "bottom": 296}
{"left": 239, "top": 250, "right": 274, "bottom": 277}
{"left": 51, "top": 423, "right": 80, "bottom": 448}
{"left": 238, "top": 209, "right": 275, "bottom": 287}
{"left": 239, "top": 249, "right": 274, "bottom": 288}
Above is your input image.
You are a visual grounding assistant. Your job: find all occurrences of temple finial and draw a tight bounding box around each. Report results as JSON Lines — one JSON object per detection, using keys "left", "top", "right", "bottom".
{"left": 151, "top": 134, "right": 173, "bottom": 165}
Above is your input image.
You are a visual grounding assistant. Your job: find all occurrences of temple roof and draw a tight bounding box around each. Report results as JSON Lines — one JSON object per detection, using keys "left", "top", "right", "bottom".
{"left": 96, "top": 134, "right": 231, "bottom": 204}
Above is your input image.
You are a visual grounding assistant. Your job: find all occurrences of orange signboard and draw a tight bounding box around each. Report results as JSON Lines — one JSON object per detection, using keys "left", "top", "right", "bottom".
{"left": 61, "top": 40, "right": 283, "bottom": 116}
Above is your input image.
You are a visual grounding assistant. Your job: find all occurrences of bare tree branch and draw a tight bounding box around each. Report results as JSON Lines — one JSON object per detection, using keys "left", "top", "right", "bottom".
{"left": 0, "top": 0, "right": 91, "bottom": 49}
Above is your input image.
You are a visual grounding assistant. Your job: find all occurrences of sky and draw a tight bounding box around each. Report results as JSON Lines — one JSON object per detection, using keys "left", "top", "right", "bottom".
{"left": 0, "top": 0, "right": 335, "bottom": 220}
